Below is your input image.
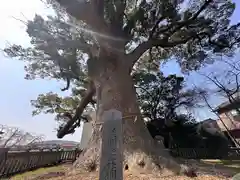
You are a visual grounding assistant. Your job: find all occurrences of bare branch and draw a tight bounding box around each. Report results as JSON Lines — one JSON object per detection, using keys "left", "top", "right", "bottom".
{"left": 2, "top": 128, "right": 19, "bottom": 147}
{"left": 196, "top": 89, "right": 240, "bottom": 147}
{"left": 200, "top": 67, "right": 240, "bottom": 115}
{"left": 222, "top": 59, "right": 240, "bottom": 72}
{"left": 61, "top": 78, "right": 71, "bottom": 91}
{"left": 149, "top": 17, "right": 165, "bottom": 38}
{"left": 0, "top": 125, "right": 44, "bottom": 149}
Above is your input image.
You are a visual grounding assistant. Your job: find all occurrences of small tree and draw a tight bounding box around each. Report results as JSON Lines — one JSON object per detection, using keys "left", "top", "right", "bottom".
{"left": 4, "top": 0, "right": 240, "bottom": 175}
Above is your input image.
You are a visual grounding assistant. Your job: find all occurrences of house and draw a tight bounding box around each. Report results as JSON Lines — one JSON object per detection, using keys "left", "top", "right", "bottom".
{"left": 197, "top": 93, "right": 240, "bottom": 147}
{"left": 200, "top": 118, "right": 220, "bottom": 129}
{"left": 214, "top": 97, "right": 240, "bottom": 140}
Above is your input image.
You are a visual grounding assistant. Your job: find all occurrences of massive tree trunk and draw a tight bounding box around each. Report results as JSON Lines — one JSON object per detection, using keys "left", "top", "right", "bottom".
{"left": 73, "top": 53, "right": 193, "bottom": 176}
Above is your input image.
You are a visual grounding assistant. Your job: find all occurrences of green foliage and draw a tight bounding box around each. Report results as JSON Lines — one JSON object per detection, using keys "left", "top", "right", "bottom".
{"left": 4, "top": 0, "right": 240, "bottom": 83}
{"left": 31, "top": 92, "right": 77, "bottom": 117}
{"left": 123, "top": 0, "right": 239, "bottom": 71}
{"left": 4, "top": 13, "right": 90, "bottom": 90}
{"left": 31, "top": 82, "right": 95, "bottom": 124}
{"left": 133, "top": 71, "right": 203, "bottom": 121}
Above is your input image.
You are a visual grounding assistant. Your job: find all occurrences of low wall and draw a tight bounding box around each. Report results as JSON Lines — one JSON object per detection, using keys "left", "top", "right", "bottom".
{"left": 0, "top": 148, "right": 81, "bottom": 178}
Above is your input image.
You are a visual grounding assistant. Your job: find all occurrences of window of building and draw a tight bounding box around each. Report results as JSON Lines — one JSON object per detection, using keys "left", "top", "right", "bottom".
{"left": 231, "top": 109, "right": 239, "bottom": 117}
{"left": 230, "top": 109, "right": 240, "bottom": 121}
{"left": 231, "top": 109, "right": 237, "bottom": 116}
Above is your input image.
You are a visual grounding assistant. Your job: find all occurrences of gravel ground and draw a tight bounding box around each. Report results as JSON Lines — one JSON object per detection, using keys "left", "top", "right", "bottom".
{"left": 46, "top": 171, "right": 232, "bottom": 180}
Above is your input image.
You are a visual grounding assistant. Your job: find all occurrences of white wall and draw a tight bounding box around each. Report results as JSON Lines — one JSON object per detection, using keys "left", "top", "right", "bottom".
{"left": 79, "top": 122, "right": 93, "bottom": 149}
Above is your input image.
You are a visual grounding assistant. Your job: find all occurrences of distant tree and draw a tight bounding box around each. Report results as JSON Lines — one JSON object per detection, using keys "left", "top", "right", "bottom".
{"left": 0, "top": 125, "right": 44, "bottom": 150}
{"left": 4, "top": 0, "right": 240, "bottom": 175}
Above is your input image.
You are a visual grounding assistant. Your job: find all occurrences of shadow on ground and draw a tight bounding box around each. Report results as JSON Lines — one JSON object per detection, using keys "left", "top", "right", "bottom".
{"left": 31, "top": 172, "right": 65, "bottom": 180}
{"left": 10, "top": 164, "right": 71, "bottom": 180}
{"left": 177, "top": 159, "right": 240, "bottom": 178}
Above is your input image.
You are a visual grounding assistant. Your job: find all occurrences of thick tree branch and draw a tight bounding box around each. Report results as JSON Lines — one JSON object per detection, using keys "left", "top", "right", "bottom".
{"left": 150, "top": 17, "right": 165, "bottom": 38}
{"left": 158, "top": 0, "right": 213, "bottom": 36}
{"left": 95, "top": 0, "right": 104, "bottom": 19}
{"left": 134, "top": 85, "right": 152, "bottom": 97}
{"left": 57, "top": 80, "right": 96, "bottom": 138}
{"left": 56, "top": 0, "right": 127, "bottom": 52}
{"left": 55, "top": 0, "right": 107, "bottom": 32}
{"left": 61, "top": 78, "right": 70, "bottom": 91}
{"left": 127, "top": 0, "right": 213, "bottom": 68}
{"left": 109, "top": 0, "right": 127, "bottom": 37}
{"left": 128, "top": 37, "right": 192, "bottom": 67}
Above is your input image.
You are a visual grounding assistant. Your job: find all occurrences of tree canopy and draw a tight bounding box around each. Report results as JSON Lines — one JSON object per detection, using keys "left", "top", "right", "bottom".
{"left": 133, "top": 71, "right": 204, "bottom": 121}
{"left": 4, "top": 0, "right": 240, "bottom": 138}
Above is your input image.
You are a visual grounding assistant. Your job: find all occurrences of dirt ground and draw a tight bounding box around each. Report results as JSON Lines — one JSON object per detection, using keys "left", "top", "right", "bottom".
{"left": 9, "top": 160, "right": 240, "bottom": 180}
{"left": 11, "top": 171, "right": 235, "bottom": 180}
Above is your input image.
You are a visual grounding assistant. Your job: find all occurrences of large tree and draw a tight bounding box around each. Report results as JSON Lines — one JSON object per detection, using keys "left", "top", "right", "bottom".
{"left": 4, "top": 0, "right": 240, "bottom": 176}
{"left": 133, "top": 71, "right": 203, "bottom": 122}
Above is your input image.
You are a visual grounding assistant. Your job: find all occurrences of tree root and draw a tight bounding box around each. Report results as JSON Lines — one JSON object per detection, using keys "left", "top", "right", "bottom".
{"left": 123, "top": 150, "right": 197, "bottom": 177}
{"left": 72, "top": 145, "right": 197, "bottom": 178}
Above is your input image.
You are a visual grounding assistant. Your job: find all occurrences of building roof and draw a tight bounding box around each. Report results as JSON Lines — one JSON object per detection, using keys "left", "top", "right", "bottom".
{"left": 214, "top": 92, "right": 240, "bottom": 113}
{"left": 199, "top": 118, "right": 220, "bottom": 129}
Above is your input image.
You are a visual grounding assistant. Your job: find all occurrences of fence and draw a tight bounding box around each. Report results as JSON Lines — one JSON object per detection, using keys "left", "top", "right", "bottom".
{"left": 0, "top": 148, "right": 81, "bottom": 178}
{"left": 170, "top": 147, "right": 240, "bottom": 159}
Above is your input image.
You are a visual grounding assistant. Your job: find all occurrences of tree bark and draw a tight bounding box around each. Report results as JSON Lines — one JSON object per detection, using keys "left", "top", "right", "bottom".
{"left": 74, "top": 55, "right": 193, "bottom": 176}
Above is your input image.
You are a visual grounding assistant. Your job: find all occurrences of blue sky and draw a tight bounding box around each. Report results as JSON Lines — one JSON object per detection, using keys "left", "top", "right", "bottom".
{"left": 0, "top": 0, "right": 239, "bottom": 141}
